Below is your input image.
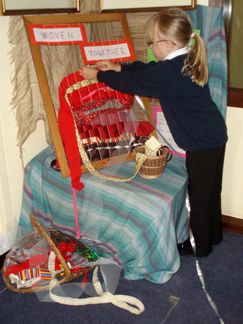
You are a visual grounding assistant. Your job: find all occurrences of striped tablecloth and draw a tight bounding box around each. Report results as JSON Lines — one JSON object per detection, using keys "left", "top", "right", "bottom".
{"left": 18, "top": 146, "right": 189, "bottom": 284}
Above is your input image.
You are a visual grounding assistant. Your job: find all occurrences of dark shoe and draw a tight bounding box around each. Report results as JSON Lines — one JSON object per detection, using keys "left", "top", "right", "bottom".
{"left": 177, "top": 238, "right": 194, "bottom": 256}
{"left": 195, "top": 247, "right": 213, "bottom": 258}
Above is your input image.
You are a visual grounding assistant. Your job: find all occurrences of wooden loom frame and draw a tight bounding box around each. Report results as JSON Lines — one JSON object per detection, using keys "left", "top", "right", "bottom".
{"left": 23, "top": 13, "right": 154, "bottom": 178}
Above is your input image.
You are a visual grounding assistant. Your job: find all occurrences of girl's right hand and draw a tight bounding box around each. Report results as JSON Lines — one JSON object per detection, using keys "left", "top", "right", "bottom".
{"left": 95, "top": 60, "right": 121, "bottom": 72}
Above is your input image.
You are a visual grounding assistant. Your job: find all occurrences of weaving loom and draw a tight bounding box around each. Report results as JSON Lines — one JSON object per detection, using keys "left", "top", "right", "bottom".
{"left": 24, "top": 13, "right": 155, "bottom": 182}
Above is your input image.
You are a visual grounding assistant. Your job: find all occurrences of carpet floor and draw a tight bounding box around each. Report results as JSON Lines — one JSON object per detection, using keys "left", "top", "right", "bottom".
{"left": 0, "top": 231, "right": 242, "bottom": 324}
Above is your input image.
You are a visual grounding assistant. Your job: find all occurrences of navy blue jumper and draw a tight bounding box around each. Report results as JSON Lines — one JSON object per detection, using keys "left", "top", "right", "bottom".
{"left": 97, "top": 55, "right": 227, "bottom": 152}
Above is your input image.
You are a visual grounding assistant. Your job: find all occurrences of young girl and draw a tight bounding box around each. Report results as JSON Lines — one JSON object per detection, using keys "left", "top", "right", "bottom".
{"left": 79, "top": 8, "right": 228, "bottom": 257}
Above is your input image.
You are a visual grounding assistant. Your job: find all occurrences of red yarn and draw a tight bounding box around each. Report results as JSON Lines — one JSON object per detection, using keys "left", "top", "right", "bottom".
{"left": 57, "top": 71, "right": 153, "bottom": 190}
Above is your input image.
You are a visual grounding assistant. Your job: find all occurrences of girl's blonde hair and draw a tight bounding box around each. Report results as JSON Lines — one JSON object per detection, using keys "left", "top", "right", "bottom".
{"left": 146, "top": 8, "right": 208, "bottom": 86}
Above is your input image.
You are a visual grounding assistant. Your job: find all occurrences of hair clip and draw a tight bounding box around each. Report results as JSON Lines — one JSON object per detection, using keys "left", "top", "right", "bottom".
{"left": 190, "top": 32, "right": 195, "bottom": 39}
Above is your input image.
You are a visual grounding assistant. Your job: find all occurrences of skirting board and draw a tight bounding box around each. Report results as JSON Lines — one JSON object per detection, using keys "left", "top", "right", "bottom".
{"left": 0, "top": 215, "right": 243, "bottom": 269}
{"left": 222, "top": 215, "right": 243, "bottom": 235}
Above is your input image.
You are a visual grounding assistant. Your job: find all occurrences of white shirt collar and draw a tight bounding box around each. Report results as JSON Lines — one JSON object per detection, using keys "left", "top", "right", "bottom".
{"left": 164, "top": 46, "right": 189, "bottom": 61}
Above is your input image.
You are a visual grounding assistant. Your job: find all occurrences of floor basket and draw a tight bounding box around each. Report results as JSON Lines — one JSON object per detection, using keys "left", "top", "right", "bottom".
{"left": 134, "top": 145, "right": 171, "bottom": 179}
{"left": 2, "top": 213, "right": 96, "bottom": 293}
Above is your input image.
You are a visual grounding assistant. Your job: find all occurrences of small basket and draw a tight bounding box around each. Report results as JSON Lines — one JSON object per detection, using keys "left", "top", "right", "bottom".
{"left": 2, "top": 214, "right": 96, "bottom": 293}
{"left": 134, "top": 145, "right": 171, "bottom": 179}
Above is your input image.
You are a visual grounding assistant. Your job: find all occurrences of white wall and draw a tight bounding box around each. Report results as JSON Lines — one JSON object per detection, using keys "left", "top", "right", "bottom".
{"left": 197, "top": 0, "right": 209, "bottom": 5}
{"left": 222, "top": 108, "right": 243, "bottom": 219}
{"left": 0, "top": 17, "right": 47, "bottom": 254}
{"left": 0, "top": 16, "right": 23, "bottom": 253}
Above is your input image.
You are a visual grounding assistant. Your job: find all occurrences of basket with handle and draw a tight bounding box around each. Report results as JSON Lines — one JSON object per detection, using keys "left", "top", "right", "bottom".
{"left": 2, "top": 215, "right": 145, "bottom": 315}
{"left": 133, "top": 145, "right": 171, "bottom": 179}
{"left": 2, "top": 213, "right": 96, "bottom": 293}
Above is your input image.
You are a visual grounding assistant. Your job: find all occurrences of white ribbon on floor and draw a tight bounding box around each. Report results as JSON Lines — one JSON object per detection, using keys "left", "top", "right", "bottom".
{"left": 47, "top": 252, "right": 144, "bottom": 315}
{"left": 186, "top": 198, "right": 225, "bottom": 324}
{"left": 195, "top": 259, "right": 224, "bottom": 324}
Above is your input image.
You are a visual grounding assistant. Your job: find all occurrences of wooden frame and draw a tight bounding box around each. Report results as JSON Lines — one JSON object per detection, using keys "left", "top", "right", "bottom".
{"left": 100, "top": 0, "right": 196, "bottom": 12}
{"left": 1, "top": 0, "right": 79, "bottom": 15}
{"left": 23, "top": 13, "right": 153, "bottom": 178}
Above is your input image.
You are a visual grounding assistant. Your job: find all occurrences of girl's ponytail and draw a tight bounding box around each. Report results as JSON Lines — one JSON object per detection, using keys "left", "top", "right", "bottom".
{"left": 182, "top": 34, "right": 208, "bottom": 87}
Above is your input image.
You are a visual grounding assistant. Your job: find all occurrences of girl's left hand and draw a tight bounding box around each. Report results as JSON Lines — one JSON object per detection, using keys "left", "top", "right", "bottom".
{"left": 79, "top": 66, "right": 98, "bottom": 80}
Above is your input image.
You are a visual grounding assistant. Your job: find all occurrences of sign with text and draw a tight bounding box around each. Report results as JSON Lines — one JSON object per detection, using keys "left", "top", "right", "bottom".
{"left": 152, "top": 105, "right": 186, "bottom": 158}
{"left": 28, "top": 24, "right": 87, "bottom": 45}
{"left": 80, "top": 39, "right": 136, "bottom": 64}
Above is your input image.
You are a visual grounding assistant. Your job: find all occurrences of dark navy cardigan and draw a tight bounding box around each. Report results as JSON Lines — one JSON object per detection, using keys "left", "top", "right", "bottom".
{"left": 97, "top": 55, "right": 227, "bottom": 152}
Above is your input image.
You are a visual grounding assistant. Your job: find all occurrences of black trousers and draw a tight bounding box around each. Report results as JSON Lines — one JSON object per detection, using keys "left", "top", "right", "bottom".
{"left": 186, "top": 145, "right": 226, "bottom": 257}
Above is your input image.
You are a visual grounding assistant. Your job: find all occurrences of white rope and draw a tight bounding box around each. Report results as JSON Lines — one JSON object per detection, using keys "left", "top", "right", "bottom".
{"left": 49, "top": 266, "right": 144, "bottom": 315}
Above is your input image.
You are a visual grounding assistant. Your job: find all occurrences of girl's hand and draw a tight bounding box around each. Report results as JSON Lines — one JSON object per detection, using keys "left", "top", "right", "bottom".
{"left": 95, "top": 60, "right": 121, "bottom": 72}
{"left": 79, "top": 66, "right": 98, "bottom": 80}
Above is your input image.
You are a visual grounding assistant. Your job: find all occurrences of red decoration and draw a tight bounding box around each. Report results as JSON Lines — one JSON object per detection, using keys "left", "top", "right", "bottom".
{"left": 4, "top": 254, "right": 48, "bottom": 276}
{"left": 58, "top": 71, "right": 135, "bottom": 190}
{"left": 58, "top": 71, "right": 154, "bottom": 190}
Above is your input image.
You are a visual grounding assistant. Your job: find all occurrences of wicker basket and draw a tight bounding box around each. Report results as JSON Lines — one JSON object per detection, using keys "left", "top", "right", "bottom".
{"left": 3, "top": 213, "right": 95, "bottom": 293}
{"left": 134, "top": 145, "right": 171, "bottom": 179}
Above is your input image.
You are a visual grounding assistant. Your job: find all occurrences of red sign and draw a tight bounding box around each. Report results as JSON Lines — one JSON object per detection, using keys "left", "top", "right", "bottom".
{"left": 80, "top": 39, "right": 136, "bottom": 64}
{"left": 28, "top": 23, "right": 87, "bottom": 45}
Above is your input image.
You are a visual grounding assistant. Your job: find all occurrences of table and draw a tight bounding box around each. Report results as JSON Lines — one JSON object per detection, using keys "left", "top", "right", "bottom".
{"left": 18, "top": 146, "right": 189, "bottom": 284}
